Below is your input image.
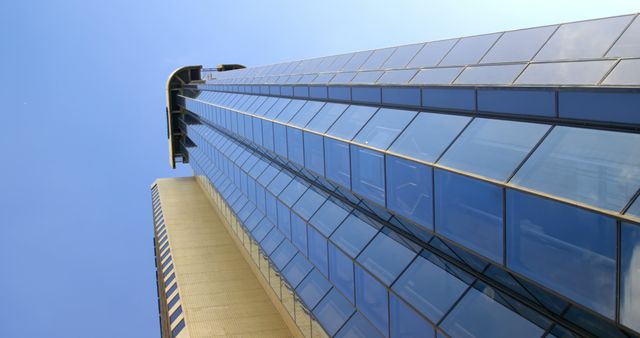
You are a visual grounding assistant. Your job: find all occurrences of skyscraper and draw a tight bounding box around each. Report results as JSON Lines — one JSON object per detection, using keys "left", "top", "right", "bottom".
{"left": 156, "top": 14, "right": 640, "bottom": 337}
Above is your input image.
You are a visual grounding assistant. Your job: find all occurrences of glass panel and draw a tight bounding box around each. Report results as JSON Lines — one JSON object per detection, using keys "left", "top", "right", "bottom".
{"left": 290, "top": 101, "right": 326, "bottom": 128}
{"left": 389, "top": 112, "right": 471, "bottom": 164}
{"left": 293, "top": 188, "right": 326, "bottom": 220}
{"left": 506, "top": 189, "right": 617, "bottom": 318}
{"left": 263, "top": 98, "right": 292, "bottom": 119}
{"left": 350, "top": 71, "right": 384, "bottom": 83}
{"left": 377, "top": 69, "right": 419, "bottom": 84}
{"left": 627, "top": 197, "right": 640, "bottom": 219}
{"left": 296, "top": 269, "right": 331, "bottom": 309}
{"left": 435, "top": 170, "right": 504, "bottom": 263}
{"left": 515, "top": 60, "right": 616, "bottom": 85}
{"left": 390, "top": 294, "right": 435, "bottom": 338}
{"left": 409, "top": 67, "right": 462, "bottom": 85}
{"left": 407, "top": 39, "right": 458, "bottom": 68}
{"left": 353, "top": 108, "right": 417, "bottom": 150}
{"left": 271, "top": 240, "right": 297, "bottom": 270}
{"left": 438, "top": 118, "right": 550, "bottom": 181}
{"left": 621, "top": 222, "right": 640, "bottom": 332}
{"left": 276, "top": 99, "right": 307, "bottom": 123}
{"left": 291, "top": 213, "right": 308, "bottom": 254}
{"left": 440, "top": 283, "right": 546, "bottom": 338}
{"left": 359, "top": 47, "right": 396, "bottom": 70}
{"left": 329, "top": 53, "right": 356, "bottom": 72}
{"left": 357, "top": 232, "right": 417, "bottom": 286}
{"left": 342, "top": 50, "right": 374, "bottom": 71}
{"left": 273, "top": 123, "right": 288, "bottom": 157}
{"left": 313, "top": 73, "right": 336, "bottom": 83}
{"left": 335, "top": 312, "right": 383, "bottom": 338}
{"left": 279, "top": 179, "right": 307, "bottom": 207}
{"left": 386, "top": 155, "right": 433, "bottom": 228}
{"left": 312, "top": 289, "right": 355, "bottom": 336}
{"left": 383, "top": 43, "right": 424, "bottom": 69}
{"left": 351, "top": 146, "right": 385, "bottom": 206}
{"left": 324, "top": 138, "right": 351, "bottom": 188}
{"left": 267, "top": 170, "right": 293, "bottom": 196}
{"left": 261, "top": 228, "right": 284, "bottom": 255}
{"left": 439, "top": 33, "right": 501, "bottom": 66}
{"left": 481, "top": 25, "right": 558, "bottom": 63}
{"left": 602, "top": 59, "right": 640, "bottom": 86}
{"left": 393, "top": 252, "right": 472, "bottom": 323}
{"left": 308, "top": 226, "right": 329, "bottom": 276}
{"left": 282, "top": 253, "right": 313, "bottom": 288}
{"left": 454, "top": 64, "right": 525, "bottom": 85}
{"left": 355, "top": 266, "right": 388, "bottom": 335}
{"left": 286, "top": 127, "right": 304, "bottom": 165}
{"left": 253, "top": 96, "right": 278, "bottom": 116}
{"left": 328, "top": 243, "right": 355, "bottom": 303}
{"left": 252, "top": 218, "right": 274, "bottom": 242}
{"left": 304, "top": 132, "right": 325, "bottom": 175}
{"left": 310, "top": 198, "right": 351, "bottom": 237}
{"left": 306, "top": 103, "right": 350, "bottom": 134}
{"left": 511, "top": 126, "right": 640, "bottom": 212}
{"left": 535, "top": 15, "right": 633, "bottom": 60}
{"left": 330, "top": 212, "right": 379, "bottom": 258}
{"left": 330, "top": 72, "right": 357, "bottom": 83}
{"left": 607, "top": 16, "right": 640, "bottom": 57}
{"left": 327, "top": 105, "right": 378, "bottom": 141}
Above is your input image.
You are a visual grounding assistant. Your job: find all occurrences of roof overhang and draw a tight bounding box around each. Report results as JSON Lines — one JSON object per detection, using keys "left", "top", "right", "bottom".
{"left": 165, "top": 65, "right": 202, "bottom": 168}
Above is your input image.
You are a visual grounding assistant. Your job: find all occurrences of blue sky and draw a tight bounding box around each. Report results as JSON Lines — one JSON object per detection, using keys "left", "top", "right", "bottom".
{"left": 0, "top": 1, "right": 637, "bottom": 337}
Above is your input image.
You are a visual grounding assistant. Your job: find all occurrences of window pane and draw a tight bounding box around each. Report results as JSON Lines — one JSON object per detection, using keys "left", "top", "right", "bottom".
{"left": 627, "top": 197, "right": 640, "bottom": 219}
{"left": 330, "top": 72, "right": 357, "bottom": 83}
{"left": 275, "top": 99, "right": 307, "bottom": 123}
{"left": 312, "top": 289, "right": 355, "bottom": 336}
{"left": 304, "top": 132, "right": 325, "bottom": 175}
{"left": 252, "top": 218, "right": 274, "bottom": 242}
{"left": 607, "top": 16, "right": 640, "bottom": 57}
{"left": 511, "top": 126, "right": 640, "bottom": 212}
{"left": 291, "top": 213, "right": 308, "bottom": 254}
{"left": 261, "top": 228, "right": 285, "bottom": 255}
{"left": 330, "top": 212, "right": 379, "bottom": 258}
{"left": 351, "top": 71, "right": 384, "bottom": 83}
{"left": 290, "top": 101, "right": 326, "bottom": 128}
{"left": 602, "top": 59, "right": 640, "bottom": 86}
{"left": 328, "top": 242, "right": 355, "bottom": 303}
{"left": 409, "top": 67, "right": 462, "bottom": 85}
{"left": 438, "top": 118, "right": 550, "bottom": 181}
{"left": 359, "top": 47, "right": 396, "bottom": 70}
{"left": 324, "top": 138, "right": 351, "bottom": 188}
{"left": 454, "top": 64, "right": 526, "bottom": 85}
{"left": 357, "top": 232, "right": 417, "bottom": 286}
{"left": 383, "top": 43, "right": 424, "bottom": 69}
{"left": 279, "top": 179, "right": 308, "bottom": 207}
{"left": 407, "top": 39, "right": 458, "bottom": 68}
{"left": 621, "top": 222, "right": 640, "bottom": 332}
{"left": 253, "top": 97, "right": 278, "bottom": 116}
{"left": 535, "top": 15, "right": 633, "bottom": 61}
{"left": 390, "top": 294, "right": 435, "bottom": 338}
{"left": 327, "top": 105, "right": 378, "bottom": 141}
{"left": 271, "top": 241, "right": 297, "bottom": 270}
{"left": 308, "top": 226, "right": 329, "bottom": 276}
{"left": 353, "top": 108, "right": 417, "bottom": 150}
{"left": 309, "top": 198, "right": 351, "bottom": 237}
{"left": 263, "top": 98, "right": 292, "bottom": 119}
{"left": 296, "top": 269, "right": 331, "bottom": 310}
{"left": 307, "top": 103, "right": 349, "bottom": 134}
{"left": 282, "top": 253, "right": 313, "bottom": 288}
{"left": 293, "top": 187, "right": 326, "bottom": 221}
{"left": 277, "top": 200, "right": 291, "bottom": 238}
{"left": 267, "top": 170, "right": 293, "bottom": 196}
{"left": 351, "top": 146, "right": 385, "bottom": 206}
{"left": 440, "top": 283, "right": 546, "bottom": 338}
{"left": 377, "top": 69, "right": 418, "bottom": 84}
{"left": 273, "top": 123, "right": 288, "bottom": 157}
{"left": 439, "top": 33, "right": 501, "bottom": 66}
{"left": 506, "top": 189, "right": 616, "bottom": 318}
{"left": 287, "top": 127, "right": 304, "bottom": 164}
{"left": 435, "top": 170, "right": 504, "bottom": 263}
{"left": 386, "top": 155, "right": 433, "bottom": 228}
{"left": 515, "top": 60, "right": 615, "bottom": 85}
{"left": 355, "top": 266, "right": 388, "bottom": 335}
{"left": 389, "top": 112, "right": 471, "bottom": 163}
{"left": 343, "top": 51, "right": 373, "bottom": 71}
{"left": 481, "top": 25, "right": 558, "bottom": 63}
{"left": 393, "top": 252, "right": 472, "bottom": 323}
{"left": 335, "top": 312, "right": 383, "bottom": 338}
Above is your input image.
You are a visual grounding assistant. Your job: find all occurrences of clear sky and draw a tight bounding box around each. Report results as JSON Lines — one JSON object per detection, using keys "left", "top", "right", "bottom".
{"left": 0, "top": 1, "right": 637, "bottom": 337}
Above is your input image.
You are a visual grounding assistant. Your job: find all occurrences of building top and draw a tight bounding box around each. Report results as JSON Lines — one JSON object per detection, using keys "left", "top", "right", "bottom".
{"left": 204, "top": 13, "right": 640, "bottom": 87}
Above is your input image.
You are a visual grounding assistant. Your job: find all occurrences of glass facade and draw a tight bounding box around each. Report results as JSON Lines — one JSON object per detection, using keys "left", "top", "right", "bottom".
{"left": 165, "top": 13, "right": 640, "bottom": 338}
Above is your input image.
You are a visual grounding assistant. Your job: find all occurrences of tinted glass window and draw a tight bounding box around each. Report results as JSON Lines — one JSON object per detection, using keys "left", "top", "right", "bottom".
{"left": 454, "top": 64, "right": 526, "bottom": 85}
{"left": 263, "top": 98, "right": 292, "bottom": 119}
{"left": 602, "top": 59, "right": 640, "bottom": 86}
{"left": 351, "top": 71, "right": 384, "bottom": 83}
{"left": 393, "top": 252, "right": 471, "bottom": 323}
{"left": 324, "top": 138, "right": 351, "bottom": 188}
{"left": 330, "top": 72, "right": 357, "bottom": 83}
{"left": 313, "top": 289, "right": 355, "bottom": 336}
{"left": 511, "top": 126, "right": 640, "bottom": 212}
{"left": 308, "top": 226, "right": 329, "bottom": 276}
{"left": 277, "top": 200, "right": 291, "bottom": 237}
{"left": 296, "top": 269, "right": 331, "bottom": 309}
{"left": 481, "top": 25, "right": 558, "bottom": 63}
{"left": 291, "top": 213, "right": 308, "bottom": 254}
{"left": 607, "top": 16, "right": 640, "bottom": 57}
{"left": 303, "top": 132, "right": 324, "bottom": 175}
{"left": 253, "top": 97, "right": 278, "bottom": 116}
{"left": 275, "top": 100, "right": 307, "bottom": 123}
{"left": 435, "top": 170, "right": 504, "bottom": 263}
{"left": 252, "top": 218, "right": 274, "bottom": 242}
{"left": 353, "top": 108, "right": 417, "bottom": 150}
{"left": 377, "top": 69, "right": 418, "bottom": 84}
{"left": 357, "top": 232, "right": 417, "bottom": 285}
{"left": 309, "top": 198, "right": 351, "bottom": 237}
{"left": 267, "top": 171, "right": 293, "bottom": 196}
{"left": 409, "top": 67, "right": 462, "bottom": 85}
{"left": 328, "top": 243, "right": 355, "bottom": 303}
{"left": 383, "top": 43, "right": 424, "bottom": 69}
{"left": 279, "top": 179, "right": 307, "bottom": 207}
{"left": 440, "top": 283, "right": 545, "bottom": 338}
{"left": 355, "top": 266, "right": 388, "bottom": 335}
{"left": 306, "top": 103, "right": 349, "bottom": 134}
{"left": 342, "top": 51, "right": 374, "bottom": 71}
{"left": 271, "top": 241, "right": 297, "bottom": 270}
{"left": 535, "top": 15, "right": 633, "bottom": 60}
{"left": 327, "top": 105, "right": 378, "bottom": 141}
{"left": 261, "top": 228, "right": 285, "bottom": 255}
{"left": 293, "top": 188, "right": 325, "bottom": 221}
{"left": 386, "top": 155, "right": 433, "bottom": 228}
{"left": 407, "top": 39, "right": 457, "bottom": 68}
{"left": 335, "top": 312, "right": 383, "bottom": 338}
{"left": 359, "top": 47, "right": 396, "bottom": 70}
{"left": 351, "top": 146, "right": 385, "bottom": 206}
{"left": 290, "top": 101, "right": 326, "bottom": 128}
{"left": 627, "top": 197, "right": 640, "bottom": 218}
{"left": 506, "top": 189, "right": 616, "bottom": 318}
{"left": 389, "top": 112, "right": 470, "bottom": 164}
{"left": 439, "top": 33, "right": 501, "bottom": 66}
{"left": 438, "top": 118, "right": 550, "bottom": 181}
{"left": 515, "top": 60, "right": 615, "bottom": 85}
{"left": 330, "top": 213, "right": 379, "bottom": 258}
{"left": 390, "top": 294, "right": 435, "bottom": 338}
{"left": 287, "top": 127, "right": 304, "bottom": 165}
{"left": 621, "top": 222, "right": 640, "bottom": 332}
{"left": 273, "top": 123, "right": 288, "bottom": 157}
